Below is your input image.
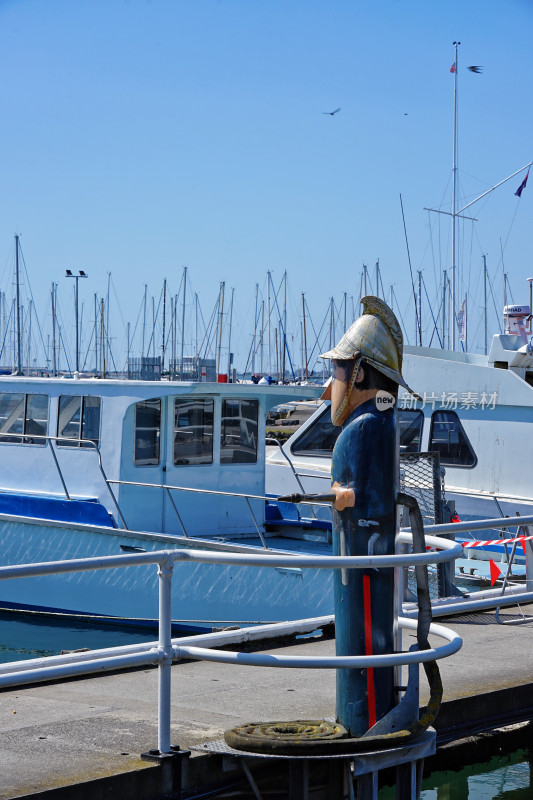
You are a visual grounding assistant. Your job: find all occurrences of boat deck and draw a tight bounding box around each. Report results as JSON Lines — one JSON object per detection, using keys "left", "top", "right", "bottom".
{"left": 2, "top": 604, "right": 533, "bottom": 799}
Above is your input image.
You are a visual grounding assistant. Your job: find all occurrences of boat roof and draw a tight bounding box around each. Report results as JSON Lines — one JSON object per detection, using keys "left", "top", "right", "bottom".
{"left": 0, "top": 375, "right": 323, "bottom": 406}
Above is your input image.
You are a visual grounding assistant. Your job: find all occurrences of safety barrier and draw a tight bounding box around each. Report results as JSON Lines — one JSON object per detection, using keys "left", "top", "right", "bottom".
{"left": 0, "top": 533, "right": 462, "bottom": 755}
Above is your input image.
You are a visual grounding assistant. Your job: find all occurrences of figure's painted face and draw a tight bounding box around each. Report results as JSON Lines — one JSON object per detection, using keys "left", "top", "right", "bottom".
{"left": 330, "top": 360, "right": 357, "bottom": 426}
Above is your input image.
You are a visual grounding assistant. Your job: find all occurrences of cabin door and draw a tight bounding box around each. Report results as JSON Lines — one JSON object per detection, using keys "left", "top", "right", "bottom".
{"left": 119, "top": 397, "right": 166, "bottom": 533}
{"left": 163, "top": 395, "right": 221, "bottom": 537}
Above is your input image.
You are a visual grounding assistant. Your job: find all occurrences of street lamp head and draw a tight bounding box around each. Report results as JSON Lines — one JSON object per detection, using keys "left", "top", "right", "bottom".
{"left": 65, "top": 269, "right": 73, "bottom": 276}
{"left": 79, "top": 270, "right": 87, "bottom": 277}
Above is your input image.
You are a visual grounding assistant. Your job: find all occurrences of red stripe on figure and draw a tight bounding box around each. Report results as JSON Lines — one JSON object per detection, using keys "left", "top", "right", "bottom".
{"left": 363, "top": 574, "right": 377, "bottom": 729}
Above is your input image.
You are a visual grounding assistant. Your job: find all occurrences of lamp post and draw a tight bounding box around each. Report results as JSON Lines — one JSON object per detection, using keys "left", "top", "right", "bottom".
{"left": 65, "top": 270, "right": 88, "bottom": 373}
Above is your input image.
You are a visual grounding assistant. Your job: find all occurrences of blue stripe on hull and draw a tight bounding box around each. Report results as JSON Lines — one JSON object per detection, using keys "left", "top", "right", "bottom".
{"left": 0, "top": 600, "right": 211, "bottom": 634}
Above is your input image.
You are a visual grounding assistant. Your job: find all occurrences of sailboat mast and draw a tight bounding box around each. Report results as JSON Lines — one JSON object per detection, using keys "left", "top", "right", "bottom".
{"left": 442, "top": 270, "right": 447, "bottom": 350}
{"left": 483, "top": 255, "right": 488, "bottom": 355}
{"left": 101, "top": 299, "right": 106, "bottom": 378}
{"left": 127, "top": 321, "right": 131, "bottom": 379}
{"left": 464, "top": 294, "right": 468, "bottom": 352}
{"left": 52, "top": 284, "right": 57, "bottom": 377}
{"left": 14, "top": 234, "right": 22, "bottom": 375}
{"left": 27, "top": 300, "right": 32, "bottom": 373}
{"left": 194, "top": 293, "right": 198, "bottom": 358}
{"left": 216, "top": 281, "right": 225, "bottom": 378}
{"left": 181, "top": 267, "right": 187, "bottom": 377}
{"left": 260, "top": 300, "right": 264, "bottom": 375}
{"left": 252, "top": 283, "right": 258, "bottom": 376}
{"left": 94, "top": 293, "right": 98, "bottom": 374}
{"left": 282, "top": 271, "right": 286, "bottom": 383}
{"left": 267, "top": 271, "right": 272, "bottom": 376}
{"left": 417, "top": 270, "right": 422, "bottom": 346}
{"left": 302, "top": 292, "right": 308, "bottom": 380}
{"left": 106, "top": 273, "right": 111, "bottom": 373}
{"left": 161, "top": 278, "right": 167, "bottom": 374}
{"left": 343, "top": 292, "right": 347, "bottom": 331}
{"left": 227, "top": 286, "right": 234, "bottom": 381}
{"left": 451, "top": 41, "right": 460, "bottom": 350}
{"left": 141, "top": 285, "right": 147, "bottom": 359}
{"left": 152, "top": 296, "right": 156, "bottom": 359}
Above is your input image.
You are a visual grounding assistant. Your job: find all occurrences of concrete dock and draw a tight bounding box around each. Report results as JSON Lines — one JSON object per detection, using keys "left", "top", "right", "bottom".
{"left": 1, "top": 605, "right": 533, "bottom": 799}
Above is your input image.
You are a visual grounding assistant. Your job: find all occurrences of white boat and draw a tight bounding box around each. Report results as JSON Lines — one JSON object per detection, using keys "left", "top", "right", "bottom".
{"left": 1, "top": 312, "right": 531, "bottom": 630}
{"left": 0, "top": 377, "right": 342, "bottom": 631}
{"left": 266, "top": 316, "right": 533, "bottom": 558}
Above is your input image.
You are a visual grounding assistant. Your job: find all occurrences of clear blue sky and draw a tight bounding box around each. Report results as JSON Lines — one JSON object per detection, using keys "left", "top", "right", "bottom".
{"left": 0, "top": 0, "right": 531, "bottom": 374}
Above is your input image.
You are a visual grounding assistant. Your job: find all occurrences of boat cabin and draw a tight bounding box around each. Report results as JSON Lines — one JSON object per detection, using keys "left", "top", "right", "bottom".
{"left": 0, "top": 377, "right": 322, "bottom": 535}
{"left": 266, "top": 332, "right": 533, "bottom": 517}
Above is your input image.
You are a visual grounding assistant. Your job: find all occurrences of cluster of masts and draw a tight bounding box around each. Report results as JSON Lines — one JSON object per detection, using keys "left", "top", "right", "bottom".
{"left": 2, "top": 233, "right": 531, "bottom": 382}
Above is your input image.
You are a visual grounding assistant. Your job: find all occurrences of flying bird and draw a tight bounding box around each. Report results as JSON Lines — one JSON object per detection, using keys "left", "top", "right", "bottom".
{"left": 467, "top": 66, "right": 483, "bottom": 73}
{"left": 322, "top": 107, "right": 341, "bottom": 116}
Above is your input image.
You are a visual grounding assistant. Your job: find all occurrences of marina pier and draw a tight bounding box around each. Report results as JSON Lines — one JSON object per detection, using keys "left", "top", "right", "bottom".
{"left": 1, "top": 606, "right": 533, "bottom": 799}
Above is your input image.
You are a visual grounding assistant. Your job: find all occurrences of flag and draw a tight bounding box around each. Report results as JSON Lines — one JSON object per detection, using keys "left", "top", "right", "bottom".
{"left": 457, "top": 299, "right": 466, "bottom": 342}
{"left": 515, "top": 170, "right": 529, "bottom": 198}
{"left": 489, "top": 559, "right": 501, "bottom": 586}
{"left": 450, "top": 63, "right": 456, "bottom": 73}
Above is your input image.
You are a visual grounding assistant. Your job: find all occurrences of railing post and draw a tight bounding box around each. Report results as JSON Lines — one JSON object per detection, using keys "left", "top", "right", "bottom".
{"left": 158, "top": 554, "right": 174, "bottom": 754}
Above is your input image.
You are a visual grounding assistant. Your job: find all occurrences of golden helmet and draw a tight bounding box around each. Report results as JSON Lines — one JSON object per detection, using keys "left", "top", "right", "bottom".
{"left": 320, "top": 295, "right": 416, "bottom": 396}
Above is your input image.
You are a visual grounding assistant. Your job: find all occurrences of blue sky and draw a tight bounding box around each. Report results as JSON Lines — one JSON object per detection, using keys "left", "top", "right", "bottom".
{"left": 0, "top": 0, "right": 531, "bottom": 374}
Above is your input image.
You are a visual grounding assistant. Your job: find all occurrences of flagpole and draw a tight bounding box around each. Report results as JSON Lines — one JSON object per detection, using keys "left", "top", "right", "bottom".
{"left": 452, "top": 41, "right": 460, "bottom": 351}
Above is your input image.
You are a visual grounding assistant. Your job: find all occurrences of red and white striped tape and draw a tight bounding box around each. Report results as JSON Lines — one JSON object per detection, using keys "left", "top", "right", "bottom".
{"left": 462, "top": 535, "right": 533, "bottom": 549}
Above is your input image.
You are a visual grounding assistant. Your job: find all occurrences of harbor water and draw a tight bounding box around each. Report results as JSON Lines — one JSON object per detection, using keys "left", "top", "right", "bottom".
{"left": 0, "top": 610, "right": 156, "bottom": 662}
{"left": 389, "top": 745, "right": 533, "bottom": 800}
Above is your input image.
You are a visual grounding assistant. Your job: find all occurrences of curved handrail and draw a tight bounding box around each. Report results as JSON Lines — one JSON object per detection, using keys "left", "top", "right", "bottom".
{"left": 174, "top": 617, "right": 461, "bottom": 669}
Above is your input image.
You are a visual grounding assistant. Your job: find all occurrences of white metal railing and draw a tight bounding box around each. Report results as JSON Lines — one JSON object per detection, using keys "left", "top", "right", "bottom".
{"left": 105, "top": 477, "right": 333, "bottom": 545}
{"left": 0, "top": 535, "right": 462, "bottom": 755}
{"left": 0, "top": 514, "right": 532, "bottom": 754}
{"left": 0, "top": 430, "right": 128, "bottom": 529}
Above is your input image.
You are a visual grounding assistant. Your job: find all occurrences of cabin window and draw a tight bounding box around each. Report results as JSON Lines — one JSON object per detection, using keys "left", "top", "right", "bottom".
{"left": 0, "top": 392, "right": 48, "bottom": 445}
{"left": 134, "top": 399, "right": 161, "bottom": 465}
{"left": 57, "top": 395, "right": 101, "bottom": 448}
{"left": 221, "top": 399, "right": 258, "bottom": 464}
{"left": 291, "top": 405, "right": 424, "bottom": 457}
{"left": 290, "top": 405, "right": 339, "bottom": 457}
{"left": 173, "top": 398, "right": 213, "bottom": 465}
{"left": 399, "top": 410, "right": 424, "bottom": 454}
{"left": 429, "top": 411, "right": 477, "bottom": 468}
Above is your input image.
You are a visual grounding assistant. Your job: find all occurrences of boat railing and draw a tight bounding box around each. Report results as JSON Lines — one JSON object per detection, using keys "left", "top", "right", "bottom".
{"left": 0, "top": 531, "right": 463, "bottom": 755}
{"left": 107, "top": 478, "right": 333, "bottom": 548}
{"left": 0, "top": 426, "right": 327, "bottom": 547}
{"left": 0, "top": 430, "right": 128, "bottom": 530}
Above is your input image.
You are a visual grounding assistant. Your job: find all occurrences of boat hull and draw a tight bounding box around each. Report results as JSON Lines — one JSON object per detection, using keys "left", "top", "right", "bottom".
{"left": 0, "top": 514, "right": 333, "bottom": 631}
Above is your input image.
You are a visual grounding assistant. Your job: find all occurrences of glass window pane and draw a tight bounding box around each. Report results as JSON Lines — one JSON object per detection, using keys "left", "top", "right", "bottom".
{"left": 57, "top": 396, "right": 82, "bottom": 446}
{"left": 25, "top": 394, "right": 48, "bottom": 445}
{"left": 399, "top": 410, "right": 423, "bottom": 454}
{"left": 81, "top": 396, "right": 101, "bottom": 447}
{"left": 173, "top": 398, "right": 213, "bottom": 465}
{"left": 290, "top": 405, "right": 340, "bottom": 457}
{"left": 0, "top": 393, "right": 24, "bottom": 443}
{"left": 221, "top": 399, "right": 258, "bottom": 464}
{"left": 429, "top": 411, "right": 477, "bottom": 467}
{"left": 134, "top": 399, "right": 161, "bottom": 466}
